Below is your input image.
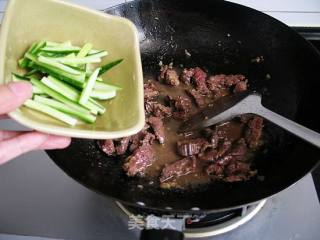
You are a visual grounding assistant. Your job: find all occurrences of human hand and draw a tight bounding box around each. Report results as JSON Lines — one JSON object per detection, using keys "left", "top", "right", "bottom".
{"left": 0, "top": 82, "right": 71, "bottom": 165}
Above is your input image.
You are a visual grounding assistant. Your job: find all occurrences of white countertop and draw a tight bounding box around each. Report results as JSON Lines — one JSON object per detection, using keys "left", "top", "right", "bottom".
{"left": 0, "top": 0, "right": 320, "bottom": 27}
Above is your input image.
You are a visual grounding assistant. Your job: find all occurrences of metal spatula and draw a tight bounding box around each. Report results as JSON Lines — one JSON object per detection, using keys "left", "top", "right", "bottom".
{"left": 179, "top": 91, "right": 320, "bottom": 148}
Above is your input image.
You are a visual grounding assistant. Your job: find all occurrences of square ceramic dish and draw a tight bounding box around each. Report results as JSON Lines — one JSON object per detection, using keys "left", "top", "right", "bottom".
{"left": 0, "top": 0, "right": 145, "bottom": 139}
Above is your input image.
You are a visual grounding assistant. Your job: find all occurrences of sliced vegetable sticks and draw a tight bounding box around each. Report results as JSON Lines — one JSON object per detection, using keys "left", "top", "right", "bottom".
{"left": 14, "top": 41, "right": 123, "bottom": 126}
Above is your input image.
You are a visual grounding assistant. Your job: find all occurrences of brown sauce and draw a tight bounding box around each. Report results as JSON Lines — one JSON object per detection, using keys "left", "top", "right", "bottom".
{"left": 143, "top": 79, "right": 254, "bottom": 188}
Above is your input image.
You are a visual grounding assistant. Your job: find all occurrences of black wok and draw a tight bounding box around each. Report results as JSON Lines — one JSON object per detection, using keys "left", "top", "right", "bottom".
{"left": 47, "top": 0, "right": 320, "bottom": 214}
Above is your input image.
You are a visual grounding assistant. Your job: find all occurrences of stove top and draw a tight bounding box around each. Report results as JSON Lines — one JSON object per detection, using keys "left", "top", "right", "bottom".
{"left": 0, "top": 148, "right": 319, "bottom": 240}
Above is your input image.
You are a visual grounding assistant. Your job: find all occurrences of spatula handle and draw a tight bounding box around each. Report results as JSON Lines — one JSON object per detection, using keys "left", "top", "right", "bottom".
{"left": 256, "top": 107, "right": 320, "bottom": 148}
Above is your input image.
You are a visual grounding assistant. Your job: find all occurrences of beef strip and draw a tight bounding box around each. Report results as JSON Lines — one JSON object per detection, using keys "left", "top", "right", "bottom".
{"left": 159, "top": 157, "right": 197, "bottom": 183}
{"left": 158, "top": 64, "right": 169, "bottom": 81}
{"left": 245, "top": 116, "right": 264, "bottom": 148}
{"left": 98, "top": 139, "right": 115, "bottom": 156}
{"left": 205, "top": 140, "right": 252, "bottom": 180}
{"left": 180, "top": 68, "right": 195, "bottom": 85}
{"left": 129, "top": 131, "right": 155, "bottom": 152}
{"left": 207, "top": 74, "right": 245, "bottom": 91}
{"left": 239, "top": 114, "right": 253, "bottom": 124}
{"left": 148, "top": 116, "right": 165, "bottom": 144}
{"left": 192, "top": 67, "right": 210, "bottom": 94}
{"left": 234, "top": 81, "right": 247, "bottom": 93}
{"left": 123, "top": 144, "right": 155, "bottom": 177}
{"left": 145, "top": 100, "right": 156, "bottom": 114}
{"left": 177, "top": 138, "right": 208, "bottom": 156}
{"left": 144, "top": 81, "right": 159, "bottom": 99}
{"left": 206, "top": 163, "right": 224, "bottom": 177}
{"left": 186, "top": 89, "right": 206, "bottom": 108}
{"left": 169, "top": 96, "right": 192, "bottom": 120}
{"left": 198, "top": 139, "right": 232, "bottom": 161}
{"left": 158, "top": 64, "right": 180, "bottom": 86}
{"left": 214, "top": 138, "right": 248, "bottom": 165}
{"left": 145, "top": 101, "right": 172, "bottom": 118}
{"left": 165, "top": 69, "right": 180, "bottom": 86}
{"left": 115, "top": 137, "right": 131, "bottom": 155}
{"left": 224, "top": 162, "right": 256, "bottom": 182}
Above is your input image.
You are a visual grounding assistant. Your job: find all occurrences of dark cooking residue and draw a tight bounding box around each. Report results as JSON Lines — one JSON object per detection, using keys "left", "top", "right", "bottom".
{"left": 98, "top": 64, "right": 264, "bottom": 189}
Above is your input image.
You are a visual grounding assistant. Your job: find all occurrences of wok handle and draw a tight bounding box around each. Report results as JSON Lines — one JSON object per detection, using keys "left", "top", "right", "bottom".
{"left": 256, "top": 106, "right": 320, "bottom": 148}
{"left": 140, "top": 229, "right": 184, "bottom": 240}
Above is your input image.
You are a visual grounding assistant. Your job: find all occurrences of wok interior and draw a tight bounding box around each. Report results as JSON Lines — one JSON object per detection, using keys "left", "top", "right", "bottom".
{"left": 48, "top": 0, "right": 320, "bottom": 212}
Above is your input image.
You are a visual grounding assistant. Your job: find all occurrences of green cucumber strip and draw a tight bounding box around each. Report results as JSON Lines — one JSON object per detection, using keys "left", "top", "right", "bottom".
{"left": 26, "top": 53, "right": 85, "bottom": 85}
{"left": 85, "top": 63, "right": 94, "bottom": 74}
{"left": 90, "top": 89, "right": 116, "bottom": 100}
{"left": 83, "top": 98, "right": 102, "bottom": 115}
{"left": 45, "top": 41, "right": 72, "bottom": 47}
{"left": 88, "top": 49, "right": 100, "bottom": 54}
{"left": 86, "top": 50, "right": 108, "bottom": 59}
{"left": 12, "top": 73, "right": 29, "bottom": 81}
{"left": 79, "top": 68, "right": 100, "bottom": 105}
{"left": 18, "top": 58, "right": 29, "bottom": 68}
{"left": 33, "top": 64, "right": 84, "bottom": 88}
{"left": 24, "top": 69, "right": 39, "bottom": 77}
{"left": 24, "top": 99, "right": 78, "bottom": 126}
{"left": 94, "top": 81, "right": 121, "bottom": 91}
{"left": 34, "top": 95, "right": 96, "bottom": 123}
{"left": 99, "top": 59, "right": 123, "bottom": 76}
{"left": 41, "top": 76, "right": 79, "bottom": 101}
{"left": 32, "top": 86, "right": 44, "bottom": 94}
{"left": 30, "top": 77, "right": 89, "bottom": 114}
{"left": 77, "top": 43, "right": 93, "bottom": 58}
{"left": 18, "top": 42, "right": 38, "bottom": 68}
{"left": 86, "top": 99, "right": 104, "bottom": 114}
{"left": 38, "top": 56, "right": 83, "bottom": 75}
{"left": 41, "top": 76, "right": 101, "bottom": 115}
{"left": 32, "top": 41, "right": 46, "bottom": 55}
{"left": 41, "top": 45, "right": 81, "bottom": 53}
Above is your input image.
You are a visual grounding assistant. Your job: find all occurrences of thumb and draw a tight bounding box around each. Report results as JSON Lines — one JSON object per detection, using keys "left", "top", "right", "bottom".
{"left": 0, "top": 82, "right": 33, "bottom": 115}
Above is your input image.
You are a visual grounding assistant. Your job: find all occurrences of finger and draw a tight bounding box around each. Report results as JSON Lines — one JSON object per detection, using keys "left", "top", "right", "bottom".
{"left": 0, "top": 132, "right": 70, "bottom": 165}
{"left": 0, "top": 130, "right": 22, "bottom": 141}
{"left": 0, "top": 82, "right": 33, "bottom": 115}
{"left": 38, "top": 135, "right": 71, "bottom": 150}
{"left": 0, "top": 114, "right": 8, "bottom": 120}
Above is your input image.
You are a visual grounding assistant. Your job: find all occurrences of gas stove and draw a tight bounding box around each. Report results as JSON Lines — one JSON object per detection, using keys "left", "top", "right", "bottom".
{"left": 0, "top": 148, "right": 319, "bottom": 240}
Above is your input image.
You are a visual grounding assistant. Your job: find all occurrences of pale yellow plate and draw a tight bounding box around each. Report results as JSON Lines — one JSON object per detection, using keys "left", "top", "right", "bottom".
{"left": 0, "top": 0, "right": 145, "bottom": 139}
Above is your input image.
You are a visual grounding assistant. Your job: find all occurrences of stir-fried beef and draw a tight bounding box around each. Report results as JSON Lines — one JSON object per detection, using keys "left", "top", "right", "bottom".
{"left": 145, "top": 101, "right": 172, "bottom": 118}
{"left": 115, "top": 137, "right": 131, "bottom": 155}
{"left": 98, "top": 140, "right": 115, "bottom": 156}
{"left": 207, "top": 74, "right": 245, "bottom": 91}
{"left": 186, "top": 89, "right": 206, "bottom": 108}
{"left": 144, "top": 81, "right": 159, "bottom": 99}
{"left": 177, "top": 138, "right": 208, "bottom": 156}
{"left": 129, "top": 131, "right": 155, "bottom": 153}
{"left": 123, "top": 145, "right": 155, "bottom": 177}
{"left": 198, "top": 139, "right": 232, "bottom": 162}
{"left": 99, "top": 63, "right": 264, "bottom": 189}
{"left": 245, "top": 116, "right": 264, "bottom": 148}
{"left": 158, "top": 64, "right": 169, "bottom": 81}
{"left": 234, "top": 81, "right": 247, "bottom": 93}
{"left": 148, "top": 116, "right": 165, "bottom": 144}
{"left": 180, "top": 68, "right": 195, "bottom": 85}
{"left": 160, "top": 157, "right": 197, "bottom": 183}
{"left": 192, "top": 67, "right": 210, "bottom": 94}
{"left": 165, "top": 69, "right": 180, "bottom": 86}
{"left": 169, "top": 96, "right": 192, "bottom": 120}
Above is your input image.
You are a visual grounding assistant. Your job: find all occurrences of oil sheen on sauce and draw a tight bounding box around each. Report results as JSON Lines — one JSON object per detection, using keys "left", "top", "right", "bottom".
{"left": 144, "top": 78, "right": 248, "bottom": 189}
